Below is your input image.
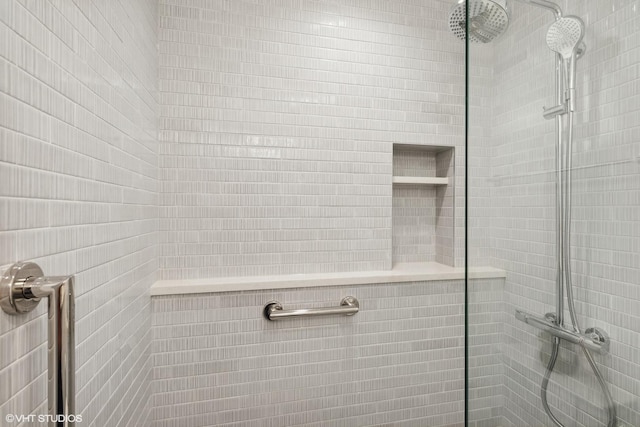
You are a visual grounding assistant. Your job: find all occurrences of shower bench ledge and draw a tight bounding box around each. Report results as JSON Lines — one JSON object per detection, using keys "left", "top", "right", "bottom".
{"left": 150, "top": 262, "right": 506, "bottom": 296}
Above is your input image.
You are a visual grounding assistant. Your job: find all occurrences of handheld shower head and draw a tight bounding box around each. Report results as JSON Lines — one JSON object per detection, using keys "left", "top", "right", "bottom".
{"left": 449, "top": 0, "right": 510, "bottom": 43}
{"left": 546, "top": 16, "right": 585, "bottom": 112}
{"left": 546, "top": 16, "right": 585, "bottom": 59}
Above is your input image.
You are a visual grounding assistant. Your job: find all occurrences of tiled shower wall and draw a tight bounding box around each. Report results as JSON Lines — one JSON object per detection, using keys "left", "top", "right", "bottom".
{"left": 9, "top": 1, "right": 638, "bottom": 427}
{"left": 151, "top": 278, "right": 505, "bottom": 427}
{"left": 485, "top": 2, "right": 640, "bottom": 426}
{"left": 158, "top": 0, "right": 472, "bottom": 280}
{"left": 0, "top": 1, "right": 158, "bottom": 426}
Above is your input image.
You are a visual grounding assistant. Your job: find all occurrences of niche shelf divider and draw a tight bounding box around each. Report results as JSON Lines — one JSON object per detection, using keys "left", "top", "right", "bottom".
{"left": 392, "top": 143, "right": 455, "bottom": 268}
{"left": 392, "top": 176, "right": 449, "bottom": 185}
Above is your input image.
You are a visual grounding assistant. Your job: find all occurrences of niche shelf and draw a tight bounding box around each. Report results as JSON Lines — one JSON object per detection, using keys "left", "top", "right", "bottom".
{"left": 392, "top": 143, "right": 455, "bottom": 267}
{"left": 392, "top": 176, "right": 449, "bottom": 185}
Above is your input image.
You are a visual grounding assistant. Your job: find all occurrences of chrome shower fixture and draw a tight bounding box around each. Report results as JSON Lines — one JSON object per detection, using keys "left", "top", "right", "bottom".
{"left": 448, "top": 0, "right": 510, "bottom": 43}
{"left": 449, "top": 0, "right": 567, "bottom": 43}
{"left": 546, "top": 16, "right": 585, "bottom": 59}
{"left": 545, "top": 16, "right": 585, "bottom": 115}
{"left": 506, "top": 6, "right": 616, "bottom": 427}
{"left": 517, "top": 0, "right": 562, "bottom": 18}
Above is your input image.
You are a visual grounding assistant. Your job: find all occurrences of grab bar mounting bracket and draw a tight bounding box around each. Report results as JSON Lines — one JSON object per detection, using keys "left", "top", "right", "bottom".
{"left": 0, "top": 262, "right": 44, "bottom": 314}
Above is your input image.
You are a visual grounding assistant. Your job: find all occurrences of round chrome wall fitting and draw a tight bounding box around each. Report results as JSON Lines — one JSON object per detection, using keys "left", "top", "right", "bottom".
{"left": 0, "top": 262, "right": 44, "bottom": 314}
{"left": 263, "top": 301, "right": 283, "bottom": 320}
{"left": 585, "top": 327, "right": 610, "bottom": 352}
{"left": 340, "top": 296, "right": 359, "bottom": 315}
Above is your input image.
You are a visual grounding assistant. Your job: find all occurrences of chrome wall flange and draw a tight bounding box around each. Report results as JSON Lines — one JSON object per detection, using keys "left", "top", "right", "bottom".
{"left": 585, "top": 327, "right": 610, "bottom": 353}
{"left": 0, "top": 261, "right": 44, "bottom": 314}
{"left": 263, "top": 301, "right": 283, "bottom": 319}
{"left": 340, "top": 296, "right": 359, "bottom": 315}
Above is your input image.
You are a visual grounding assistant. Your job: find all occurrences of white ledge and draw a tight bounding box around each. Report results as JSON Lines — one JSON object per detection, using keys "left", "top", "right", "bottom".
{"left": 392, "top": 176, "right": 449, "bottom": 185}
{"left": 150, "top": 262, "right": 506, "bottom": 296}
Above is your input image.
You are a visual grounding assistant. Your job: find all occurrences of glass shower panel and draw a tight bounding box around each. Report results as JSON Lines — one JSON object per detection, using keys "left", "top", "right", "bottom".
{"left": 466, "top": 1, "right": 640, "bottom": 426}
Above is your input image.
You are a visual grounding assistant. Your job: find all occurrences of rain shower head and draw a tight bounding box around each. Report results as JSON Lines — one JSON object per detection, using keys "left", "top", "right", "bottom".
{"left": 449, "top": 0, "right": 510, "bottom": 43}
{"left": 546, "top": 16, "right": 585, "bottom": 58}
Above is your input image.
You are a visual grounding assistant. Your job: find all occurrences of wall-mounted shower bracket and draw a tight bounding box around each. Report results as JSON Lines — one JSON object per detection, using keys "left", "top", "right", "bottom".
{"left": 515, "top": 309, "right": 610, "bottom": 354}
{"left": 543, "top": 103, "right": 567, "bottom": 119}
{"left": 0, "top": 262, "right": 75, "bottom": 427}
{"left": 576, "top": 42, "right": 587, "bottom": 59}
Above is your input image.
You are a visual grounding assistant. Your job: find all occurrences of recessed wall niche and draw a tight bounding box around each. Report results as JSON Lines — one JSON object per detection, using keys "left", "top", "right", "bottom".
{"left": 392, "top": 144, "right": 455, "bottom": 267}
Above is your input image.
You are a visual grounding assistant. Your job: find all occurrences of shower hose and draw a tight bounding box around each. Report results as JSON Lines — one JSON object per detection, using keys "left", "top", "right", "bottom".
{"left": 539, "top": 110, "right": 617, "bottom": 427}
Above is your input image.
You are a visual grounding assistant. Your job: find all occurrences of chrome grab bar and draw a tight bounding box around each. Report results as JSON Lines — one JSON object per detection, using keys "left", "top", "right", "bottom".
{"left": 264, "top": 296, "right": 359, "bottom": 321}
{"left": 1, "top": 262, "right": 75, "bottom": 427}
{"left": 515, "top": 309, "right": 610, "bottom": 354}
